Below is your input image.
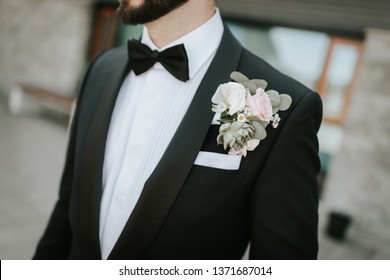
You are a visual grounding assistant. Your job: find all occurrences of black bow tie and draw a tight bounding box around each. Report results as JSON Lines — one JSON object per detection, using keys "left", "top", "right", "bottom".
{"left": 127, "top": 39, "right": 189, "bottom": 82}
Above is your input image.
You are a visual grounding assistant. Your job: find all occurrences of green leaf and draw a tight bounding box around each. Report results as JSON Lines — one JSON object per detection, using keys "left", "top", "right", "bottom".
{"left": 251, "top": 121, "right": 267, "bottom": 140}
{"left": 267, "top": 90, "right": 281, "bottom": 107}
{"left": 240, "top": 81, "right": 257, "bottom": 94}
{"left": 251, "top": 79, "right": 268, "bottom": 89}
{"left": 278, "top": 94, "right": 292, "bottom": 111}
{"left": 230, "top": 71, "right": 249, "bottom": 82}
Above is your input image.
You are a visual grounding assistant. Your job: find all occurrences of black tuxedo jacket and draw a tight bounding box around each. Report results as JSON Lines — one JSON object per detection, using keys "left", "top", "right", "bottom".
{"left": 34, "top": 26, "right": 322, "bottom": 260}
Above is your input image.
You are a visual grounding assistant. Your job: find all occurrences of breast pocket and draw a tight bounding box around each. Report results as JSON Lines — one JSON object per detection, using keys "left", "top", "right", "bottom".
{"left": 185, "top": 164, "right": 247, "bottom": 190}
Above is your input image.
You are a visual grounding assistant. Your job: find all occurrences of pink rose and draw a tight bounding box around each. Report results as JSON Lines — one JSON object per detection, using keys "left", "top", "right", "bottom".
{"left": 245, "top": 88, "right": 273, "bottom": 122}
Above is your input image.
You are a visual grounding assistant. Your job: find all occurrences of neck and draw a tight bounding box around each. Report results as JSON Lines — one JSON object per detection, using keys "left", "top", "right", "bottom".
{"left": 145, "top": 0, "right": 215, "bottom": 48}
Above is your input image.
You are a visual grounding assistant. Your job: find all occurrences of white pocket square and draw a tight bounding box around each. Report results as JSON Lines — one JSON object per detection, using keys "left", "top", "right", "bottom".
{"left": 194, "top": 151, "right": 241, "bottom": 170}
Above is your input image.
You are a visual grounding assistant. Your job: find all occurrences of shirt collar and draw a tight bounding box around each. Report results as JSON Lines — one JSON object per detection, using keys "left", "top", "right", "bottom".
{"left": 141, "top": 8, "right": 224, "bottom": 80}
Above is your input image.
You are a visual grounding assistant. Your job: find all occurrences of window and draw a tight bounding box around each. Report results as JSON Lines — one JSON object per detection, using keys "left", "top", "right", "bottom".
{"left": 226, "top": 21, "right": 363, "bottom": 125}
{"left": 89, "top": 6, "right": 119, "bottom": 59}
{"left": 317, "top": 38, "right": 362, "bottom": 124}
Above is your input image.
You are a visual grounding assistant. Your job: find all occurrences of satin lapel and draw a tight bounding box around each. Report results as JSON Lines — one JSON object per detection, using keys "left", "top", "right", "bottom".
{"left": 79, "top": 49, "right": 129, "bottom": 259}
{"left": 109, "top": 26, "right": 243, "bottom": 259}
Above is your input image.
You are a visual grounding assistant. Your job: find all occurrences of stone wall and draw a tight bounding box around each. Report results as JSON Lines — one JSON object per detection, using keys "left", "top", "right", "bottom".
{"left": 0, "top": 0, "right": 93, "bottom": 97}
{"left": 321, "top": 29, "right": 390, "bottom": 252}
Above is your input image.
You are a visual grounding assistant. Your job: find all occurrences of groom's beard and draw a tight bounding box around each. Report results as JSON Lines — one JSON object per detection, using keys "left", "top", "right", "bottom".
{"left": 117, "top": 0, "right": 189, "bottom": 25}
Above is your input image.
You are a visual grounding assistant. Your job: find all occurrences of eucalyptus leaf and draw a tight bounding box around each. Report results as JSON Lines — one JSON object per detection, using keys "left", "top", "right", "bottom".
{"left": 251, "top": 121, "right": 267, "bottom": 140}
{"left": 254, "top": 125, "right": 267, "bottom": 140}
{"left": 240, "top": 81, "right": 257, "bottom": 94}
{"left": 230, "top": 71, "right": 249, "bottom": 83}
{"left": 267, "top": 90, "right": 281, "bottom": 107}
{"left": 259, "top": 120, "right": 269, "bottom": 127}
{"left": 278, "top": 94, "right": 292, "bottom": 111}
{"left": 251, "top": 79, "right": 268, "bottom": 89}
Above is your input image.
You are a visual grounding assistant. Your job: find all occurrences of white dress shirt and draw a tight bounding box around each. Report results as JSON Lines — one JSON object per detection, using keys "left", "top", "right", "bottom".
{"left": 99, "top": 9, "right": 224, "bottom": 259}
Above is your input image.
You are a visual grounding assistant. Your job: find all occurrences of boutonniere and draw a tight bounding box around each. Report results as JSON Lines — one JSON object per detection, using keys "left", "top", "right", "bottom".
{"left": 211, "top": 71, "right": 292, "bottom": 157}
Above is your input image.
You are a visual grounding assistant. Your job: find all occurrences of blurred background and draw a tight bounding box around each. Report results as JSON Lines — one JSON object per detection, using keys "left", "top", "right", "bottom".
{"left": 0, "top": 0, "right": 389, "bottom": 259}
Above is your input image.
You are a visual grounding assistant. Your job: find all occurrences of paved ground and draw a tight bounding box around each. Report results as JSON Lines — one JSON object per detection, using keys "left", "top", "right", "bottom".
{"left": 0, "top": 94, "right": 389, "bottom": 260}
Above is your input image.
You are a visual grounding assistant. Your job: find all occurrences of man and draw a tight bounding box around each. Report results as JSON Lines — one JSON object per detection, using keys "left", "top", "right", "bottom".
{"left": 34, "top": 0, "right": 322, "bottom": 260}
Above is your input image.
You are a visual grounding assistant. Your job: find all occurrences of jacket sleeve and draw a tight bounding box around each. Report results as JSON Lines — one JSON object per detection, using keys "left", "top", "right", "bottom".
{"left": 33, "top": 106, "right": 78, "bottom": 259}
{"left": 249, "top": 90, "right": 322, "bottom": 259}
{"left": 32, "top": 54, "right": 103, "bottom": 259}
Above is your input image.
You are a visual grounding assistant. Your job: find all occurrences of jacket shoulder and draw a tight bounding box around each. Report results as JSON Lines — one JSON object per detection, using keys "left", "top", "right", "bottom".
{"left": 77, "top": 45, "right": 127, "bottom": 97}
{"left": 91, "top": 46, "right": 128, "bottom": 72}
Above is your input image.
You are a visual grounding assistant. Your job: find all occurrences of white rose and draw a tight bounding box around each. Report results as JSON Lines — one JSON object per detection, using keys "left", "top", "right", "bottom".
{"left": 211, "top": 82, "right": 247, "bottom": 115}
